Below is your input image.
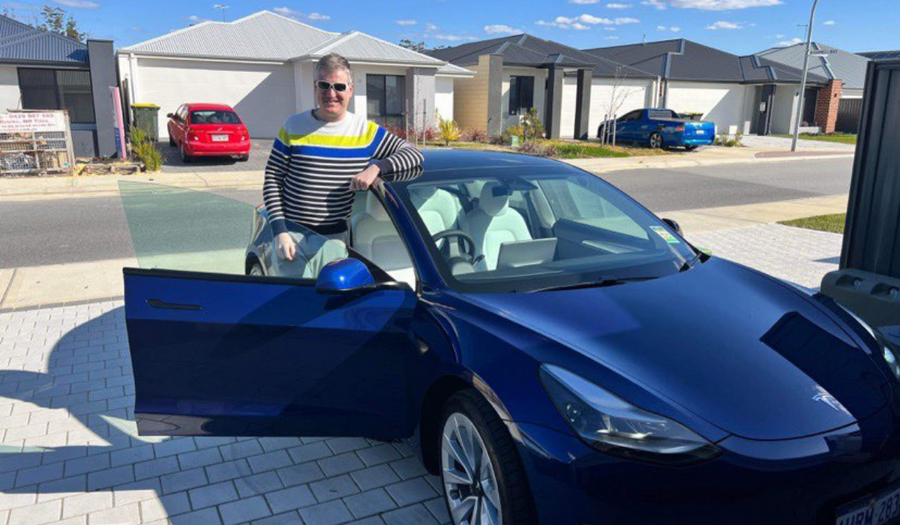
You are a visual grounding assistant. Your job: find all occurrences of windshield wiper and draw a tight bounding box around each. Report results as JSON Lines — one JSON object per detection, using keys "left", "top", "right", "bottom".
{"left": 529, "top": 276, "right": 656, "bottom": 293}
{"left": 679, "top": 251, "right": 704, "bottom": 272}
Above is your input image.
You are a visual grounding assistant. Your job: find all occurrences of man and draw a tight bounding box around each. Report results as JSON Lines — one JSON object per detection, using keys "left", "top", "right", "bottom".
{"left": 263, "top": 53, "right": 423, "bottom": 271}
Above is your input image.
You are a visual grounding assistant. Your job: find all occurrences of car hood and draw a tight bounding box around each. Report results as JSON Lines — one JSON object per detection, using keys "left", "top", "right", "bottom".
{"left": 466, "top": 259, "right": 891, "bottom": 440}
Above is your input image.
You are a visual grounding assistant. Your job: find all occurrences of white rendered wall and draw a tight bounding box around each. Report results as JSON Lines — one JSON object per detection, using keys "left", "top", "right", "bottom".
{"left": 501, "top": 67, "right": 547, "bottom": 132}
{"left": 667, "top": 82, "right": 751, "bottom": 135}
{"left": 435, "top": 76, "right": 455, "bottom": 122}
{"left": 0, "top": 66, "right": 21, "bottom": 112}
{"left": 770, "top": 85, "right": 800, "bottom": 135}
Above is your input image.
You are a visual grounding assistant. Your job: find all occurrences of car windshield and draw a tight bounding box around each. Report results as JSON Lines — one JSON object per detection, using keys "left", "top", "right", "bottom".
{"left": 391, "top": 166, "right": 697, "bottom": 293}
{"left": 190, "top": 110, "right": 241, "bottom": 124}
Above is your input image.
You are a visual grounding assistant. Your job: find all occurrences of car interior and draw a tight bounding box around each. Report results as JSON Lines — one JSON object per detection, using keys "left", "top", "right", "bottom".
{"left": 343, "top": 175, "right": 666, "bottom": 290}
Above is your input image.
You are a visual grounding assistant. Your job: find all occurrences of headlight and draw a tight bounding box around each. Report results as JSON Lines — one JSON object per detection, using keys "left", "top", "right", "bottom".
{"left": 540, "top": 364, "right": 720, "bottom": 464}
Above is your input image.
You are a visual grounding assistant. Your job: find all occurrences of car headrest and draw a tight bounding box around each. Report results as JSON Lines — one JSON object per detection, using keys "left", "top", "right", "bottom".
{"left": 479, "top": 181, "right": 509, "bottom": 217}
{"left": 410, "top": 185, "right": 438, "bottom": 204}
{"left": 366, "top": 193, "right": 389, "bottom": 221}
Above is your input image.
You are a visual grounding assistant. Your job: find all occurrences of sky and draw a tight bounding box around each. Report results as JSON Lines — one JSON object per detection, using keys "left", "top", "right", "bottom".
{"left": 2, "top": 0, "right": 897, "bottom": 56}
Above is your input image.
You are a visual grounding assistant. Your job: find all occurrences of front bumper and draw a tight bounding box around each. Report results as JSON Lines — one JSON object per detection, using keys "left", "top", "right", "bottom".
{"left": 514, "top": 404, "right": 900, "bottom": 525}
{"left": 185, "top": 140, "right": 251, "bottom": 156}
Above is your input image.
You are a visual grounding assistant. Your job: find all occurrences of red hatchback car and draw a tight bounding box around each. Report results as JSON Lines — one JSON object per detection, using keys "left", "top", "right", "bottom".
{"left": 167, "top": 103, "right": 251, "bottom": 163}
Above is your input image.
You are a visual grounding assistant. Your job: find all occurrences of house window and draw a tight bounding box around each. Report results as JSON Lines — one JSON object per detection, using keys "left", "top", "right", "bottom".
{"left": 18, "top": 68, "right": 96, "bottom": 124}
{"left": 366, "top": 74, "right": 405, "bottom": 127}
{"left": 508, "top": 76, "right": 534, "bottom": 116}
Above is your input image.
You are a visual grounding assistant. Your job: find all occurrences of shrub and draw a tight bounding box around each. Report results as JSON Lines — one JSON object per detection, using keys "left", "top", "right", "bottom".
{"left": 437, "top": 117, "right": 462, "bottom": 146}
{"left": 460, "top": 128, "right": 488, "bottom": 143}
{"left": 518, "top": 141, "right": 557, "bottom": 157}
{"left": 383, "top": 123, "right": 437, "bottom": 143}
{"left": 129, "top": 125, "right": 163, "bottom": 172}
{"left": 715, "top": 133, "right": 741, "bottom": 148}
{"left": 505, "top": 125, "right": 525, "bottom": 143}
{"left": 522, "top": 108, "right": 545, "bottom": 142}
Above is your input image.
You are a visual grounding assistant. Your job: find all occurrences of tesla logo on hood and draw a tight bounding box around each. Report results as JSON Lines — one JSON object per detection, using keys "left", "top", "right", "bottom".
{"left": 813, "top": 386, "right": 850, "bottom": 414}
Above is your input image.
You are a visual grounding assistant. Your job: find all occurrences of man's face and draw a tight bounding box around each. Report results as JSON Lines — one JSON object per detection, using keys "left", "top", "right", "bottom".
{"left": 315, "top": 68, "right": 353, "bottom": 120}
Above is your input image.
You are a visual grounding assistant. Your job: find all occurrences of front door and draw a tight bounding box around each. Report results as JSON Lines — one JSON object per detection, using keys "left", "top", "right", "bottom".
{"left": 119, "top": 182, "right": 420, "bottom": 439}
{"left": 755, "top": 85, "right": 776, "bottom": 136}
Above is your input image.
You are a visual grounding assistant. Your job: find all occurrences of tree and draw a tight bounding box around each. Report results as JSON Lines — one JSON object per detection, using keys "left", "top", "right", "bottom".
{"left": 398, "top": 39, "right": 426, "bottom": 53}
{"left": 35, "top": 5, "right": 86, "bottom": 42}
{"left": 599, "top": 65, "right": 642, "bottom": 146}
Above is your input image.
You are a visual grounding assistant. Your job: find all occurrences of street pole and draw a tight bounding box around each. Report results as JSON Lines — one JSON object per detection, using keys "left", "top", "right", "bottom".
{"left": 791, "top": 0, "right": 820, "bottom": 152}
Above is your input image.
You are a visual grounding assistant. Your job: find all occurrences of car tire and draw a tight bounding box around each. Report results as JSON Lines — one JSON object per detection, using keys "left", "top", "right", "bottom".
{"left": 685, "top": 144, "right": 697, "bottom": 151}
{"left": 238, "top": 155, "right": 249, "bottom": 162}
{"left": 439, "top": 389, "right": 537, "bottom": 525}
{"left": 649, "top": 132, "right": 664, "bottom": 149}
{"left": 169, "top": 135, "right": 176, "bottom": 147}
{"left": 180, "top": 142, "right": 192, "bottom": 164}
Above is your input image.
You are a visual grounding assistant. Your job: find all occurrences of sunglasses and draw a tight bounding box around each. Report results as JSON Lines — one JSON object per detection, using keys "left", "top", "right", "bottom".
{"left": 315, "top": 80, "right": 350, "bottom": 92}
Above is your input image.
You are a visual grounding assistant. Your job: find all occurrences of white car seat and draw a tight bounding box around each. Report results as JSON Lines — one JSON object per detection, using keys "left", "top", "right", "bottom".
{"left": 351, "top": 193, "right": 416, "bottom": 288}
{"left": 409, "top": 186, "right": 464, "bottom": 234}
{"left": 462, "top": 181, "right": 532, "bottom": 271}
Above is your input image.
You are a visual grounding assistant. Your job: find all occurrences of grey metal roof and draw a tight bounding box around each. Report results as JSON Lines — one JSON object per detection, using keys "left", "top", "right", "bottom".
{"left": 437, "top": 62, "right": 474, "bottom": 76}
{"left": 428, "top": 33, "right": 656, "bottom": 79}
{"left": 584, "top": 38, "right": 826, "bottom": 85}
{"left": 298, "top": 31, "right": 448, "bottom": 67}
{"left": 860, "top": 51, "right": 900, "bottom": 61}
{"left": 756, "top": 42, "right": 869, "bottom": 90}
{"left": 119, "top": 11, "right": 336, "bottom": 61}
{"left": 0, "top": 15, "right": 88, "bottom": 65}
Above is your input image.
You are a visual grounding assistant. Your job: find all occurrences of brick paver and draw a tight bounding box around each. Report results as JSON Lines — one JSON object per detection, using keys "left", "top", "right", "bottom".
{"left": 0, "top": 223, "right": 841, "bottom": 524}
{"left": 0, "top": 301, "right": 449, "bottom": 524}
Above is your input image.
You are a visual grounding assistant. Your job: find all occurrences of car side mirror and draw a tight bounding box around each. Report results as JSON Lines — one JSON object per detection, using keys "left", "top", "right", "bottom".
{"left": 662, "top": 218, "right": 683, "bottom": 236}
{"left": 315, "top": 258, "right": 376, "bottom": 295}
{"left": 166, "top": 113, "right": 174, "bottom": 118}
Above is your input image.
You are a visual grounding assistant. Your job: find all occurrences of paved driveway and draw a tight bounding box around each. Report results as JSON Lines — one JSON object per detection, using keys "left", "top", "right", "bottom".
{"left": 160, "top": 140, "right": 273, "bottom": 174}
{"left": 741, "top": 135, "right": 856, "bottom": 151}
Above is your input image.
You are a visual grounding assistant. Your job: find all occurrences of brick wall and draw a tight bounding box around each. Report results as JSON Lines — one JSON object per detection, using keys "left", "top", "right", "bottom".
{"left": 815, "top": 79, "right": 842, "bottom": 134}
{"left": 452, "top": 56, "right": 491, "bottom": 132}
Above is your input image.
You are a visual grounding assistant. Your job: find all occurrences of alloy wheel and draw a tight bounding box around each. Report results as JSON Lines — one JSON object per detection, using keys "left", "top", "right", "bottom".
{"left": 442, "top": 412, "right": 502, "bottom": 525}
{"left": 650, "top": 133, "right": 663, "bottom": 149}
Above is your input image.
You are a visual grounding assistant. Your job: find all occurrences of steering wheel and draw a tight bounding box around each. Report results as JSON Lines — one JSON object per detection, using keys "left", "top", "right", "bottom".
{"left": 431, "top": 229, "right": 478, "bottom": 263}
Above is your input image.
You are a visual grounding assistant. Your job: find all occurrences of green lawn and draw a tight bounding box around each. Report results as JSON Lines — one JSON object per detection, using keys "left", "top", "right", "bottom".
{"left": 779, "top": 213, "right": 847, "bottom": 234}
{"left": 546, "top": 141, "right": 630, "bottom": 159}
{"left": 774, "top": 133, "right": 857, "bottom": 145}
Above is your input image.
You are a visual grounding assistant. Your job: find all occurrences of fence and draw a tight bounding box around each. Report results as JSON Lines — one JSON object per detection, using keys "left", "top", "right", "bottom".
{"left": 0, "top": 110, "right": 75, "bottom": 176}
{"left": 821, "top": 59, "right": 900, "bottom": 330}
{"left": 836, "top": 98, "right": 863, "bottom": 134}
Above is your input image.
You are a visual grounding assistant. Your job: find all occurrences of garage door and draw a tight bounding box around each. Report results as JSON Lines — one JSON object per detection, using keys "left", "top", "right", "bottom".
{"left": 136, "top": 58, "right": 296, "bottom": 139}
{"left": 666, "top": 82, "right": 749, "bottom": 135}
{"left": 589, "top": 79, "right": 652, "bottom": 139}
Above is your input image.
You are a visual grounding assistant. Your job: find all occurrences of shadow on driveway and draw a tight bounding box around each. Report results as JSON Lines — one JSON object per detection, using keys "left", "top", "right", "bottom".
{"left": 160, "top": 140, "right": 273, "bottom": 174}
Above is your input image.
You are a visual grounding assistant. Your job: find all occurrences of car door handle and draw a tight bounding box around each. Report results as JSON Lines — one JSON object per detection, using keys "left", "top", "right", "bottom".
{"left": 147, "top": 299, "right": 202, "bottom": 311}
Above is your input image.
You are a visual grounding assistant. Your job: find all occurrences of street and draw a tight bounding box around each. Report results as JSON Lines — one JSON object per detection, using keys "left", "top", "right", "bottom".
{"left": 0, "top": 157, "right": 853, "bottom": 269}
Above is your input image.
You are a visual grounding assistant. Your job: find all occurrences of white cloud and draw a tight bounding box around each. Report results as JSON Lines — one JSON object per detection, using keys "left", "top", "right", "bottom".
{"left": 538, "top": 14, "right": 639, "bottom": 29}
{"left": 641, "top": 0, "right": 781, "bottom": 8}
{"left": 484, "top": 24, "right": 521, "bottom": 34}
{"left": 431, "top": 34, "right": 478, "bottom": 41}
{"left": 656, "top": 25, "right": 681, "bottom": 31}
{"left": 605, "top": 35, "right": 620, "bottom": 39}
{"left": 425, "top": 23, "right": 439, "bottom": 32}
{"left": 273, "top": 7, "right": 329, "bottom": 21}
{"left": 395, "top": 19, "right": 417, "bottom": 25}
{"left": 187, "top": 15, "right": 212, "bottom": 23}
{"left": 776, "top": 37, "right": 804, "bottom": 47}
{"left": 706, "top": 20, "right": 742, "bottom": 29}
{"left": 607, "top": 2, "right": 632, "bottom": 7}
{"left": 774, "top": 33, "right": 785, "bottom": 38}
{"left": 51, "top": 0, "right": 99, "bottom": 7}
{"left": 823, "top": 20, "right": 836, "bottom": 25}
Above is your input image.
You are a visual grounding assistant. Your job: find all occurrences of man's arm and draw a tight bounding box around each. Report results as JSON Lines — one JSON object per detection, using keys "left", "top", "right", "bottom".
{"left": 371, "top": 127, "right": 425, "bottom": 174}
{"left": 350, "top": 126, "right": 424, "bottom": 191}
{"left": 263, "top": 127, "right": 292, "bottom": 237}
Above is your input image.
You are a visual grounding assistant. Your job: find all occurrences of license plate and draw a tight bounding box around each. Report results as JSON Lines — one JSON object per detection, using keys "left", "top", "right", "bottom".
{"left": 696, "top": 130, "right": 706, "bottom": 135}
{"left": 837, "top": 485, "right": 900, "bottom": 525}
{"left": 212, "top": 135, "right": 228, "bottom": 142}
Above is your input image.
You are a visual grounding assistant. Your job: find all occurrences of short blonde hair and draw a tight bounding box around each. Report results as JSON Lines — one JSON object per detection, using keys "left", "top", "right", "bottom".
{"left": 316, "top": 53, "right": 352, "bottom": 83}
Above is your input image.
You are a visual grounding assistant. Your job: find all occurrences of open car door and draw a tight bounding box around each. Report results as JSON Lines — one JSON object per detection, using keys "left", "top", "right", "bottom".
{"left": 119, "top": 182, "right": 419, "bottom": 439}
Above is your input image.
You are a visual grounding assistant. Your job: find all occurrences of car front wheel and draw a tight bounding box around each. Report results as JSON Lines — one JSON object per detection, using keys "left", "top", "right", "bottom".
{"left": 440, "top": 390, "right": 537, "bottom": 525}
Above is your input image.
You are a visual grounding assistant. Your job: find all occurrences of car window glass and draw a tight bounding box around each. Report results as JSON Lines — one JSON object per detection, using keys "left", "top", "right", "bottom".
{"left": 348, "top": 192, "right": 416, "bottom": 289}
{"left": 119, "top": 181, "right": 354, "bottom": 282}
{"left": 190, "top": 110, "right": 241, "bottom": 125}
{"left": 395, "top": 171, "right": 695, "bottom": 293}
{"left": 648, "top": 109, "right": 677, "bottom": 120}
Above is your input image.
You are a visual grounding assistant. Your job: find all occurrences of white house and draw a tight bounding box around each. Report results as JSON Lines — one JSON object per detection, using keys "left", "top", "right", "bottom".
{"left": 117, "top": 11, "right": 473, "bottom": 140}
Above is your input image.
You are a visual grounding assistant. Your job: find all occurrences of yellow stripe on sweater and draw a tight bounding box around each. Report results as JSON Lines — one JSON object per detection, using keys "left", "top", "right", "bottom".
{"left": 277, "top": 121, "right": 379, "bottom": 147}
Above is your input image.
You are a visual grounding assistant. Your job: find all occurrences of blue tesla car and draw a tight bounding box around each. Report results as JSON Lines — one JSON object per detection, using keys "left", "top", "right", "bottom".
{"left": 122, "top": 150, "right": 900, "bottom": 525}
